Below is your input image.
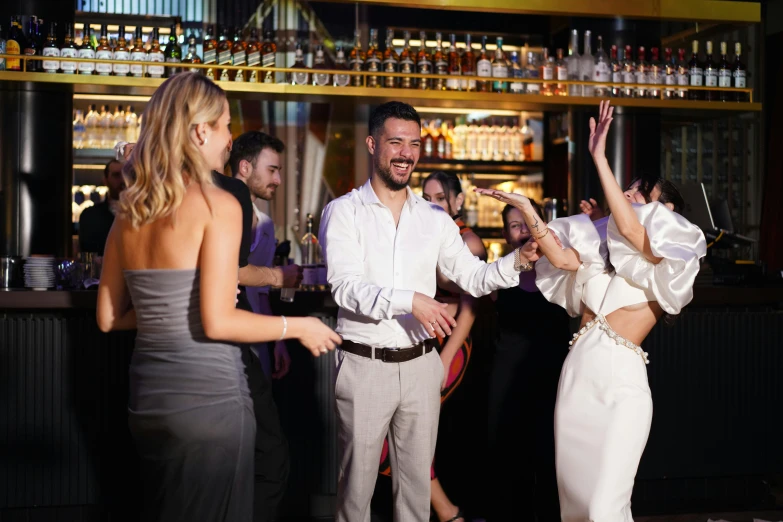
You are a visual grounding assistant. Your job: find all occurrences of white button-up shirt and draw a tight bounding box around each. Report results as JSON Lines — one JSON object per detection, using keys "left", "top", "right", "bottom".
{"left": 320, "top": 179, "right": 520, "bottom": 349}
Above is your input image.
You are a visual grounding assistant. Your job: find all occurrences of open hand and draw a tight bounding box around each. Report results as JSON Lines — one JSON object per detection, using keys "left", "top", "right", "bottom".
{"left": 579, "top": 198, "right": 606, "bottom": 221}
{"left": 412, "top": 292, "right": 456, "bottom": 339}
{"left": 474, "top": 188, "right": 532, "bottom": 212}
{"left": 588, "top": 100, "right": 614, "bottom": 159}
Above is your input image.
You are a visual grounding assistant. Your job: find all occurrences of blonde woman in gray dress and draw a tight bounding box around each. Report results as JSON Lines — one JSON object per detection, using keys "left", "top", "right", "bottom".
{"left": 477, "top": 100, "right": 706, "bottom": 521}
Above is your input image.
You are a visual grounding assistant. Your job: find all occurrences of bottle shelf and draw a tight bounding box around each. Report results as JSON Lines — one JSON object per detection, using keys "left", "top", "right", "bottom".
{"left": 415, "top": 159, "right": 544, "bottom": 173}
{"left": 0, "top": 69, "right": 761, "bottom": 113}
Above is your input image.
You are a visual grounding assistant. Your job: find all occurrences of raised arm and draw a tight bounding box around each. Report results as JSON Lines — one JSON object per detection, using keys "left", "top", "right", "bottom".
{"left": 588, "top": 100, "right": 662, "bottom": 263}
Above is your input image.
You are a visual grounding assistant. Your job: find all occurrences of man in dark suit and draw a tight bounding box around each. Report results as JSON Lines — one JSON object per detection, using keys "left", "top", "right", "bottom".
{"left": 78, "top": 159, "right": 125, "bottom": 254}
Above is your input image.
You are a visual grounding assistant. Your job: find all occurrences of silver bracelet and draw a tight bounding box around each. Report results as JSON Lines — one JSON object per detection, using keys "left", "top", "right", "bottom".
{"left": 279, "top": 315, "right": 287, "bottom": 341}
{"left": 514, "top": 247, "right": 534, "bottom": 272}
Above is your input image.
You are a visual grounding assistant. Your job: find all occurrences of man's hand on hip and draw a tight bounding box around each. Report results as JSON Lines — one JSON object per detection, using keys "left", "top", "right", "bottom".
{"left": 412, "top": 292, "right": 456, "bottom": 339}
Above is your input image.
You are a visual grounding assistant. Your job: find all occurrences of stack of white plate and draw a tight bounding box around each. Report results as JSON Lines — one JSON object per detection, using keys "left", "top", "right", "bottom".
{"left": 24, "top": 256, "right": 56, "bottom": 290}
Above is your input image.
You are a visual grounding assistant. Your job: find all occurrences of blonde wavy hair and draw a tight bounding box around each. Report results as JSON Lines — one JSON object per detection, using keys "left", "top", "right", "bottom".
{"left": 120, "top": 73, "right": 227, "bottom": 227}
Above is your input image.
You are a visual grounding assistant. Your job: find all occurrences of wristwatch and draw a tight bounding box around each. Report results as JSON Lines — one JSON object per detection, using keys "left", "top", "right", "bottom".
{"left": 514, "top": 247, "right": 534, "bottom": 272}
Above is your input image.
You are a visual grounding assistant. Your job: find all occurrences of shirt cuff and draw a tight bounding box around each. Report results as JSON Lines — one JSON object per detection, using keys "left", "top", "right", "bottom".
{"left": 390, "top": 289, "right": 415, "bottom": 316}
{"left": 498, "top": 250, "right": 519, "bottom": 277}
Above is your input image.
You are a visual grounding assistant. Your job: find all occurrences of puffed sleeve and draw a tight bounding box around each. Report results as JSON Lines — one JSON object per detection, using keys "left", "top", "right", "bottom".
{"left": 535, "top": 214, "right": 609, "bottom": 317}
{"left": 607, "top": 202, "right": 707, "bottom": 315}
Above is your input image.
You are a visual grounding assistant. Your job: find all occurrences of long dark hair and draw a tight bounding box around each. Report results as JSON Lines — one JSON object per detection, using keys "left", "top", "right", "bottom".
{"left": 628, "top": 176, "right": 685, "bottom": 213}
{"left": 423, "top": 171, "right": 463, "bottom": 217}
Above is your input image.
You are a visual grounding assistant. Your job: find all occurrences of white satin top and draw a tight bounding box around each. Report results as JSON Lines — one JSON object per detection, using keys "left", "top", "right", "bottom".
{"left": 535, "top": 202, "right": 707, "bottom": 318}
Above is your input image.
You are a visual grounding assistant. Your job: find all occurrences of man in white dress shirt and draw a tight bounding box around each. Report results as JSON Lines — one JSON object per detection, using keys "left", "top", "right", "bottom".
{"left": 320, "top": 102, "right": 529, "bottom": 522}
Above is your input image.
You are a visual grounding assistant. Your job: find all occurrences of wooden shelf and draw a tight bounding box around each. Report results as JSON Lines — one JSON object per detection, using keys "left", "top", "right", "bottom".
{"left": 416, "top": 159, "right": 544, "bottom": 173}
{"left": 0, "top": 71, "right": 761, "bottom": 113}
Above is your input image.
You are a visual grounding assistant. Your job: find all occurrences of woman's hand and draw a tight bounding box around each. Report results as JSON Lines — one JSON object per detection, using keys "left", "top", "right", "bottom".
{"left": 297, "top": 317, "right": 343, "bottom": 357}
{"left": 588, "top": 100, "right": 614, "bottom": 159}
{"left": 579, "top": 198, "right": 606, "bottom": 221}
{"left": 440, "top": 351, "right": 453, "bottom": 391}
{"left": 474, "top": 188, "right": 532, "bottom": 211}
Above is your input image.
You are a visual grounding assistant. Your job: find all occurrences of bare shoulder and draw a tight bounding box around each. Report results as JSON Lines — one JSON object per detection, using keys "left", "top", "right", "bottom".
{"left": 462, "top": 230, "right": 488, "bottom": 259}
{"left": 196, "top": 183, "right": 242, "bottom": 221}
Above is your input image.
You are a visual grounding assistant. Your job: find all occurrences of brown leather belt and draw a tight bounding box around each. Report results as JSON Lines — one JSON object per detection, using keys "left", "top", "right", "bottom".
{"left": 340, "top": 338, "right": 438, "bottom": 363}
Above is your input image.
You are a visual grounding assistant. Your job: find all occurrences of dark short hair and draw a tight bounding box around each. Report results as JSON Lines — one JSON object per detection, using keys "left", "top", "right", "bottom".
{"left": 628, "top": 176, "right": 685, "bottom": 214}
{"left": 229, "top": 131, "right": 285, "bottom": 178}
{"left": 104, "top": 159, "right": 122, "bottom": 178}
{"left": 369, "top": 101, "right": 421, "bottom": 138}
{"left": 501, "top": 201, "right": 542, "bottom": 232}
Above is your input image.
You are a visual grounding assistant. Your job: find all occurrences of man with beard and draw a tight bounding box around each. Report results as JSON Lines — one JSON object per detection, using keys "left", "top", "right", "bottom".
{"left": 229, "top": 131, "right": 303, "bottom": 379}
{"left": 79, "top": 159, "right": 126, "bottom": 254}
{"left": 319, "top": 101, "right": 531, "bottom": 522}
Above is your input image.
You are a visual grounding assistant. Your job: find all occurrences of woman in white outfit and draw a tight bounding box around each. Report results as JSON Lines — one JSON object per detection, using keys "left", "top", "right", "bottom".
{"left": 477, "top": 100, "right": 707, "bottom": 522}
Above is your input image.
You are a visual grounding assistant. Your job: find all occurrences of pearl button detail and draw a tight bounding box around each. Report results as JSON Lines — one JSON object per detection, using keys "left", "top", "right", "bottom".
{"left": 568, "top": 314, "right": 650, "bottom": 365}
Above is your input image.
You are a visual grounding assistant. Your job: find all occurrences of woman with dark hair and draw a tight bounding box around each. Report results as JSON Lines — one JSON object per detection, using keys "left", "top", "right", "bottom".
{"left": 477, "top": 101, "right": 707, "bottom": 522}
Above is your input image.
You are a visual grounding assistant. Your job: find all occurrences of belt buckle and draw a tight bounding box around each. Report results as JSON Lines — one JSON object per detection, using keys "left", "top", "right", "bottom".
{"left": 380, "top": 348, "right": 390, "bottom": 362}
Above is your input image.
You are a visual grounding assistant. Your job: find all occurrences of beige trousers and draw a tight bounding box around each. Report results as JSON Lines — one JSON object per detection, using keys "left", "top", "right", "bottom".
{"left": 334, "top": 348, "right": 443, "bottom": 522}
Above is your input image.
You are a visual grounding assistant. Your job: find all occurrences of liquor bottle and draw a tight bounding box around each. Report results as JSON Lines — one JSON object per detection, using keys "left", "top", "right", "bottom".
{"left": 579, "top": 30, "right": 594, "bottom": 96}
{"left": 333, "top": 45, "right": 350, "bottom": 87}
{"left": 382, "top": 28, "right": 398, "bottom": 88}
{"left": 246, "top": 28, "right": 260, "bottom": 82}
{"left": 688, "top": 40, "right": 703, "bottom": 100}
{"left": 73, "top": 109, "right": 86, "bottom": 149}
{"left": 398, "top": 31, "right": 415, "bottom": 89}
{"left": 312, "top": 43, "right": 329, "bottom": 86}
{"left": 147, "top": 28, "right": 165, "bottom": 78}
{"left": 231, "top": 28, "right": 246, "bottom": 81}
{"left": 98, "top": 104, "right": 113, "bottom": 148}
{"left": 85, "top": 104, "right": 99, "bottom": 147}
{"left": 182, "top": 33, "right": 202, "bottom": 69}
{"left": 567, "top": 29, "right": 580, "bottom": 96}
{"left": 112, "top": 25, "right": 130, "bottom": 77}
{"left": 460, "top": 34, "right": 475, "bottom": 92}
{"left": 610, "top": 45, "right": 622, "bottom": 97}
{"left": 476, "top": 35, "right": 492, "bottom": 92}
{"left": 416, "top": 31, "right": 431, "bottom": 90}
{"left": 703, "top": 40, "right": 717, "bottom": 101}
{"left": 60, "top": 23, "right": 77, "bottom": 74}
{"left": 732, "top": 42, "right": 746, "bottom": 102}
{"left": 289, "top": 41, "right": 309, "bottom": 85}
{"left": 77, "top": 26, "right": 95, "bottom": 75}
{"left": 203, "top": 25, "right": 217, "bottom": 80}
{"left": 676, "top": 48, "right": 689, "bottom": 99}
{"left": 348, "top": 29, "right": 364, "bottom": 87}
{"left": 0, "top": 23, "right": 6, "bottom": 71}
{"left": 717, "top": 41, "right": 731, "bottom": 101}
{"left": 164, "top": 24, "right": 181, "bottom": 77}
{"left": 593, "top": 36, "right": 612, "bottom": 98}
{"left": 112, "top": 105, "right": 127, "bottom": 144}
{"left": 261, "top": 30, "right": 276, "bottom": 83}
{"left": 42, "top": 21, "right": 60, "bottom": 74}
{"left": 125, "top": 105, "right": 138, "bottom": 142}
{"left": 622, "top": 45, "right": 635, "bottom": 98}
{"left": 23, "top": 17, "right": 40, "bottom": 72}
{"left": 95, "top": 24, "right": 112, "bottom": 76}
{"left": 446, "top": 33, "right": 460, "bottom": 91}
{"left": 634, "top": 46, "right": 647, "bottom": 98}
{"left": 129, "top": 26, "right": 146, "bottom": 78}
{"left": 365, "top": 28, "right": 381, "bottom": 88}
{"left": 647, "top": 47, "right": 662, "bottom": 99}
{"left": 5, "top": 16, "right": 25, "bottom": 72}
{"left": 491, "top": 36, "right": 509, "bottom": 93}
{"left": 541, "top": 48, "right": 554, "bottom": 95}
{"left": 556, "top": 48, "right": 568, "bottom": 96}
{"left": 663, "top": 48, "right": 676, "bottom": 99}
{"left": 508, "top": 51, "right": 523, "bottom": 94}
{"left": 433, "top": 32, "right": 448, "bottom": 91}
{"left": 217, "top": 26, "right": 233, "bottom": 81}
{"left": 524, "top": 51, "right": 541, "bottom": 95}
{"left": 300, "top": 213, "right": 323, "bottom": 289}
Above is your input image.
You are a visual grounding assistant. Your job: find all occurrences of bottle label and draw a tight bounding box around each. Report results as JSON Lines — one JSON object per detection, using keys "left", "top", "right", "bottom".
{"left": 718, "top": 69, "right": 731, "bottom": 87}
{"left": 594, "top": 62, "right": 610, "bottom": 82}
{"left": 526, "top": 82, "right": 540, "bottom": 94}
{"left": 647, "top": 71, "right": 661, "bottom": 85}
{"left": 148, "top": 51, "right": 165, "bottom": 77}
{"left": 705, "top": 69, "right": 717, "bottom": 87}
{"left": 447, "top": 72, "right": 460, "bottom": 90}
{"left": 665, "top": 73, "right": 676, "bottom": 85}
{"left": 130, "top": 51, "right": 146, "bottom": 76}
{"left": 622, "top": 70, "right": 635, "bottom": 84}
{"left": 400, "top": 57, "right": 414, "bottom": 74}
{"left": 218, "top": 50, "right": 232, "bottom": 65}
{"left": 560, "top": 66, "right": 571, "bottom": 81}
{"left": 293, "top": 71, "right": 309, "bottom": 85}
{"left": 6, "top": 40, "right": 21, "bottom": 70}
{"left": 509, "top": 77, "right": 524, "bottom": 93}
{"left": 477, "top": 59, "right": 491, "bottom": 77}
{"left": 302, "top": 265, "right": 318, "bottom": 286}
{"left": 113, "top": 50, "right": 130, "bottom": 75}
{"left": 233, "top": 50, "right": 246, "bottom": 66}
{"left": 677, "top": 69, "right": 689, "bottom": 86}
{"left": 203, "top": 48, "right": 216, "bottom": 64}
{"left": 435, "top": 59, "right": 448, "bottom": 75}
{"left": 491, "top": 63, "right": 507, "bottom": 78}
{"left": 334, "top": 73, "right": 350, "bottom": 87}
{"left": 543, "top": 66, "right": 554, "bottom": 81}
{"left": 60, "top": 48, "right": 77, "bottom": 72}
{"left": 612, "top": 70, "right": 622, "bottom": 83}
{"left": 366, "top": 56, "right": 381, "bottom": 72}
{"left": 42, "top": 47, "right": 60, "bottom": 72}
{"left": 733, "top": 69, "right": 746, "bottom": 88}
{"left": 460, "top": 75, "right": 476, "bottom": 91}
{"left": 95, "top": 50, "right": 113, "bottom": 74}
{"left": 262, "top": 52, "right": 275, "bottom": 67}
{"left": 383, "top": 58, "right": 397, "bottom": 73}
{"left": 314, "top": 72, "right": 330, "bottom": 86}
{"left": 634, "top": 70, "right": 646, "bottom": 84}
{"left": 77, "top": 48, "right": 95, "bottom": 73}
{"left": 689, "top": 67, "right": 703, "bottom": 86}
{"left": 247, "top": 50, "right": 260, "bottom": 67}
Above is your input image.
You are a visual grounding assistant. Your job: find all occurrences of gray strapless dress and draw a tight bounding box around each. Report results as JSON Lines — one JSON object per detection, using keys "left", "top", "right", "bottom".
{"left": 125, "top": 269, "right": 255, "bottom": 521}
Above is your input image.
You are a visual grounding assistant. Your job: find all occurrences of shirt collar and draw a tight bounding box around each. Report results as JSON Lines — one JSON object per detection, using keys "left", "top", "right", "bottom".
{"left": 359, "top": 178, "right": 420, "bottom": 211}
